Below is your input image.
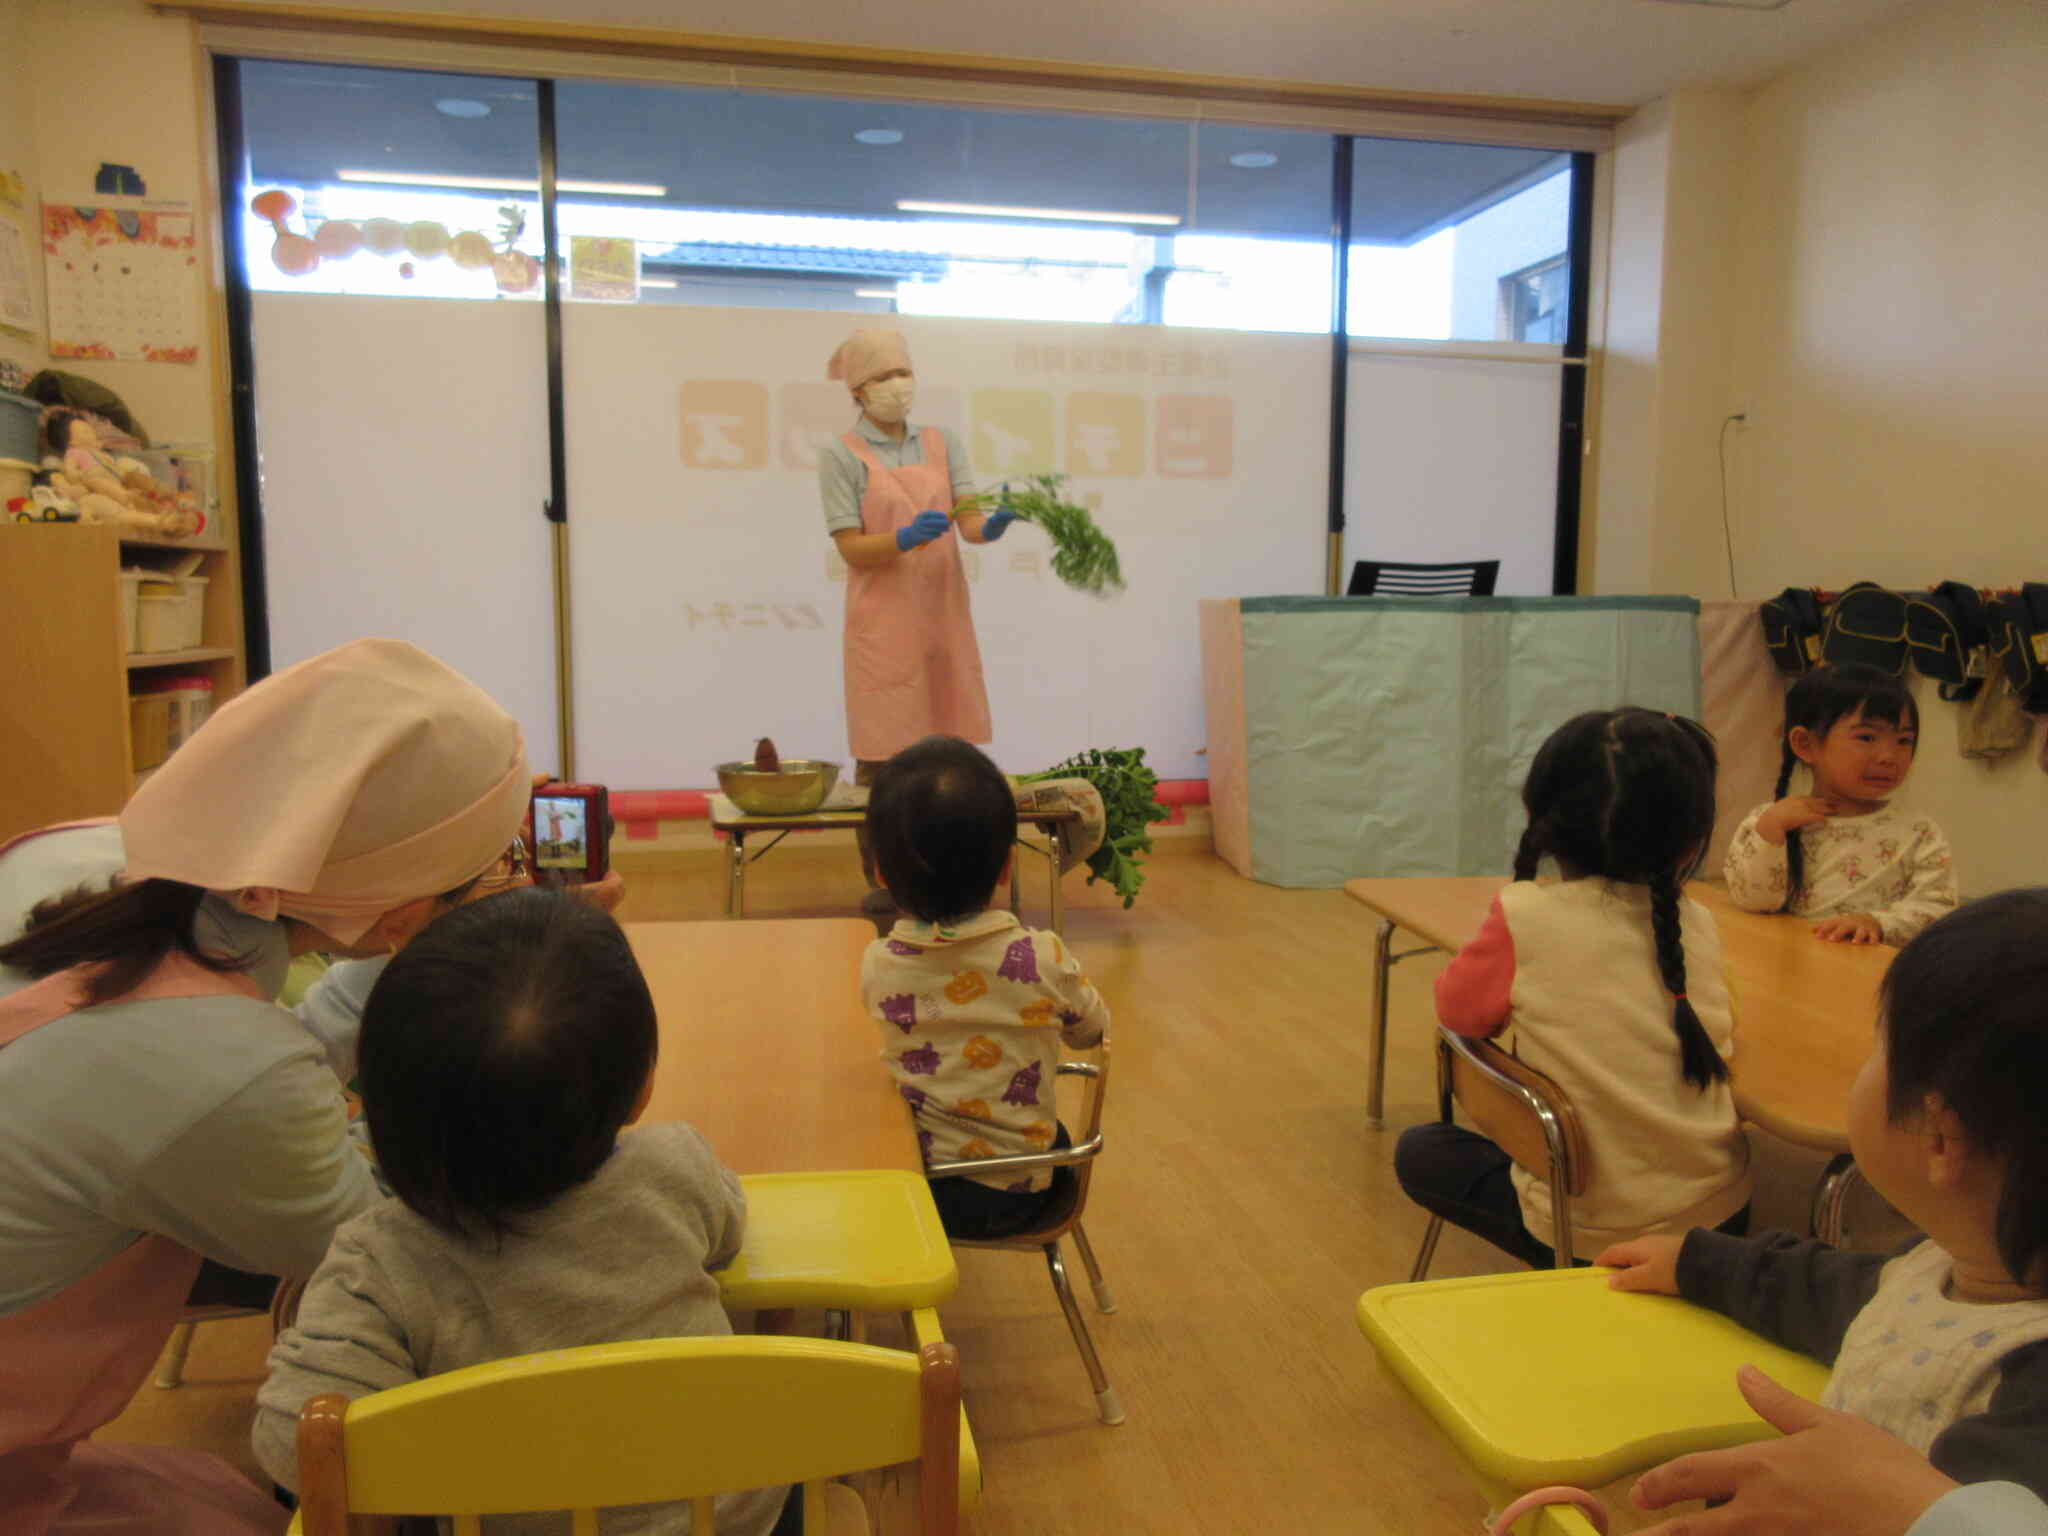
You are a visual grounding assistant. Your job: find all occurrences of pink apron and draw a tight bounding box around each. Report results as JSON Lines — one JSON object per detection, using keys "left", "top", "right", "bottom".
{"left": 0, "top": 825, "right": 285, "bottom": 1534}
{"left": 842, "top": 428, "right": 992, "bottom": 761}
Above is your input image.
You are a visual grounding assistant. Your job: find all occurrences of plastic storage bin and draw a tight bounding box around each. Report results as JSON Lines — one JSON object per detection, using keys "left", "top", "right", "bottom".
{"left": 0, "top": 392, "right": 38, "bottom": 463}
{"left": 129, "top": 674, "right": 214, "bottom": 770}
{"left": 135, "top": 575, "right": 208, "bottom": 654}
{"left": 119, "top": 570, "right": 148, "bottom": 651}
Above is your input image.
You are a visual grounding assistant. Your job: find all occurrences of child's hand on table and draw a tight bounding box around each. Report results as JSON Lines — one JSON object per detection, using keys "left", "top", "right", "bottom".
{"left": 1595, "top": 1234, "right": 1685, "bottom": 1294}
{"left": 1813, "top": 912, "right": 1883, "bottom": 944}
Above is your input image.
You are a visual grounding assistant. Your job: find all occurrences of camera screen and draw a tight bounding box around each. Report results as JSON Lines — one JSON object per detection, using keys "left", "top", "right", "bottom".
{"left": 533, "top": 795, "right": 588, "bottom": 870}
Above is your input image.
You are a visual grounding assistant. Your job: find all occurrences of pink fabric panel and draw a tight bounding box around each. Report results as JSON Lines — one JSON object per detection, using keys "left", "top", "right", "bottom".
{"left": 1698, "top": 603, "right": 1787, "bottom": 876}
{"left": 1434, "top": 895, "right": 1515, "bottom": 1038}
{"left": 1198, "top": 600, "right": 1250, "bottom": 878}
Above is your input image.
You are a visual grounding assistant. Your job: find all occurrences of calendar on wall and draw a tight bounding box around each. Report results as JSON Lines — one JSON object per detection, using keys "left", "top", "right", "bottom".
{"left": 42, "top": 203, "right": 200, "bottom": 364}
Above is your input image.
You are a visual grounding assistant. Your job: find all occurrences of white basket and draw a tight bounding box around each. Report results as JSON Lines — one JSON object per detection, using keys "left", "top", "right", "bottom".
{"left": 135, "top": 575, "right": 209, "bottom": 654}
{"left": 119, "top": 571, "right": 148, "bottom": 651}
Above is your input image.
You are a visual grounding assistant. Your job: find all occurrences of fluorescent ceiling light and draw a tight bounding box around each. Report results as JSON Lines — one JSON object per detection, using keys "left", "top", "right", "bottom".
{"left": 640, "top": 278, "right": 677, "bottom": 288}
{"left": 434, "top": 98, "right": 491, "bottom": 119}
{"left": 854, "top": 129, "right": 904, "bottom": 146}
{"left": 896, "top": 199, "right": 1180, "bottom": 227}
{"left": 1229, "top": 152, "right": 1279, "bottom": 169}
{"left": 335, "top": 170, "right": 668, "bottom": 196}
{"left": 853, "top": 287, "right": 897, "bottom": 298}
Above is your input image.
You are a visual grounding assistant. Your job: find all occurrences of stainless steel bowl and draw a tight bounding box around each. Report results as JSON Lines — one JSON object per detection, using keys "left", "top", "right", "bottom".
{"left": 715, "top": 758, "right": 842, "bottom": 815}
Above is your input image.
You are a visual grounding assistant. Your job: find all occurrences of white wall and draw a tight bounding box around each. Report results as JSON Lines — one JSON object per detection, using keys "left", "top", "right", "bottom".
{"left": 1593, "top": 0, "right": 2048, "bottom": 898}
{"left": 20, "top": 0, "right": 216, "bottom": 446}
{"left": 0, "top": 0, "right": 47, "bottom": 388}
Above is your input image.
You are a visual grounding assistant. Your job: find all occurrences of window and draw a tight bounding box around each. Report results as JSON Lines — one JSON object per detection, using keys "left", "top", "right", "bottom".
{"left": 1347, "top": 142, "right": 1573, "bottom": 344}
{"left": 1501, "top": 256, "right": 1569, "bottom": 344}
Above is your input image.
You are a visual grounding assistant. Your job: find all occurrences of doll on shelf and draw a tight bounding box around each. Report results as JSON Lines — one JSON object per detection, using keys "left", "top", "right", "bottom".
{"left": 44, "top": 411, "right": 201, "bottom": 538}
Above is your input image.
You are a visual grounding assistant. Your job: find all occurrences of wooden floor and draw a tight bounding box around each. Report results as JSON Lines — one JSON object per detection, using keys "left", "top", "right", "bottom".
{"left": 105, "top": 839, "right": 1907, "bottom": 1533}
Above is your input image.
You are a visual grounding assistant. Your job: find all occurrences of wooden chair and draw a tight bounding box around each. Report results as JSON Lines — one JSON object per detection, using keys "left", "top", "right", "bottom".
{"left": 292, "top": 1334, "right": 960, "bottom": 1536}
{"left": 1410, "top": 1027, "right": 1589, "bottom": 1279}
{"left": 923, "top": 1037, "right": 1123, "bottom": 1425}
{"left": 1348, "top": 559, "right": 1501, "bottom": 596}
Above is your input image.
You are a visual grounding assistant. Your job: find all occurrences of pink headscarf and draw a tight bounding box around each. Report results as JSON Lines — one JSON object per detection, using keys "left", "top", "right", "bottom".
{"left": 120, "top": 639, "right": 528, "bottom": 945}
{"left": 826, "top": 328, "right": 912, "bottom": 396}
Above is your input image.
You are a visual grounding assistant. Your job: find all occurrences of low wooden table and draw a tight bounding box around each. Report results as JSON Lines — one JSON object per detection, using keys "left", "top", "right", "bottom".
{"left": 1343, "top": 878, "right": 1894, "bottom": 1238}
{"left": 709, "top": 794, "right": 1082, "bottom": 933}
{"left": 628, "top": 917, "right": 917, "bottom": 1172}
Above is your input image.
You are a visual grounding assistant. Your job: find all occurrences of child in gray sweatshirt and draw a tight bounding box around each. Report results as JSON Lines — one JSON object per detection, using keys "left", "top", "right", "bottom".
{"left": 254, "top": 888, "right": 793, "bottom": 1535}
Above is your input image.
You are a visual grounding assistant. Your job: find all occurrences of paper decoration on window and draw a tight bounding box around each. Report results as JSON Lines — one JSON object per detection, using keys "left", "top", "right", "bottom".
{"left": 569, "top": 236, "right": 638, "bottom": 303}
{"left": 43, "top": 203, "right": 200, "bottom": 364}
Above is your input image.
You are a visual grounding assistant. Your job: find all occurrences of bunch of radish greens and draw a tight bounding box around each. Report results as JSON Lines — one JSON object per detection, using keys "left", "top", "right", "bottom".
{"left": 955, "top": 474, "right": 1123, "bottom": 597}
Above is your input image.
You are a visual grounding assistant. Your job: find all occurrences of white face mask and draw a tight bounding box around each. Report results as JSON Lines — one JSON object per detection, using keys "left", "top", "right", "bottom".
{"left": 862, "top": 377, "right": 915, "bottom": 424}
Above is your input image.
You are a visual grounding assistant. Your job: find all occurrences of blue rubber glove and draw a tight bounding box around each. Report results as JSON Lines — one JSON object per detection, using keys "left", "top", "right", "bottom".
{"left": 895, "top": 510, "right": 952, "bottom": 552}
{"left": 980, "top": 503, "right": 1017, "bottom": 541}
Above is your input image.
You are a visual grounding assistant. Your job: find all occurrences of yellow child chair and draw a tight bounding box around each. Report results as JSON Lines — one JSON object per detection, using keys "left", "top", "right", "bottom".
{"left": 291, "top": 1334, "right": 960, "bottom": 1536}
{"left": 1410, "top": 1025, "right": 1589, "bottom": 1279}
{"left": 923, "top": 1036, "right": 1123, "bottom": 1425}
{"left": 1357, "top": 1267, "right": 1829, "bottom": 1535}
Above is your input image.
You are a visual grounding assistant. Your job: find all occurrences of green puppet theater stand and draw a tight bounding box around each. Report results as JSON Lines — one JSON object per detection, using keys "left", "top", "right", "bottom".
{"left": 1199, "top": 595, "right": 1705, "bottom": 888}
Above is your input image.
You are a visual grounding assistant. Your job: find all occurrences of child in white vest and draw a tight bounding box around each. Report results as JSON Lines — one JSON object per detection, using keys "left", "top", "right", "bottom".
{"left": 1394, "top": 707, "right": 1752, "bottom": 1266}
{"left": 1602, "top": 890, "right": 2048, "bottom": 1501}
{"left": 1724, "top": 661, "right": 1957, "bottom": 945}
{"left": 860, "top": 735, "right": 1109, "bottom": 1241}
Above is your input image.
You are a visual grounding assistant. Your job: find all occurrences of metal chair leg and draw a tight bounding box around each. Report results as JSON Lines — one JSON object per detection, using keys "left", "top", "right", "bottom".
{"left": 1812, "top": 1153, "right": 1861, "bottom": 1247}
{"left": 1367, "top": 919, "right": 1394, "bottom": 1129}
{"left": 1044, "top": 1241, "right": 1124, "bottom": 1425}
{"left": 155, "top": 1319, "right": 197, "bottom": 1389}
{"left": 1409, "top": 1214, "right": 1445, "bottom": 1283}
{"left": 1070, "top": 1221, "right": 1116, "bottom": 1314}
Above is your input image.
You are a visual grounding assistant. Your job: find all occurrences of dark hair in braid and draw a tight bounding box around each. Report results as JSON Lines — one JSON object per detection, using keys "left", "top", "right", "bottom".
{"left": 1774, "top": 663, "right": 1919, "bottom": 909}
{"left": 1516, "top": 707, "right": 1728, "bottom": 1090}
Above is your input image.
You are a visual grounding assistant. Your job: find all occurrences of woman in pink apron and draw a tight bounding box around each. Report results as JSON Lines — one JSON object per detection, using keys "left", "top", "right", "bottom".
{"left": 819, "top": 329, "right": 1018, "bottom": 915}
{"left": 0, "top": 639, "right": 531, "bottom": 1533}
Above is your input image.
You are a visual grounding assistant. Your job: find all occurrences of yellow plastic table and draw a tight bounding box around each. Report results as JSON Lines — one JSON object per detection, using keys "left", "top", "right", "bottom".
{"left": 720, "top": 1170, "right": 958, "bottom": 1313}
{"left": 1358, "top": 1267, "right": 1830, "bottom": 1509}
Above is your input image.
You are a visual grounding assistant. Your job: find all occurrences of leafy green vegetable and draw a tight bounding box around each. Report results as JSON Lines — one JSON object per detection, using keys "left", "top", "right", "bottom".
{"left": 1019, "top": 747, "right": 1170, "bottom": 908}
{"left": 956, "top": 474, "right": 1123, "bottom": 597}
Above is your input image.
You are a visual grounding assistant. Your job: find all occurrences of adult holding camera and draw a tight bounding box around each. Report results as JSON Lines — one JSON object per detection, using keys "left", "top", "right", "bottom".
{"left": 818, "top": 327, "right": 1017, "bottom": 916}
{"left": 0, "top": 638, "right": 530, "bottom": 1533}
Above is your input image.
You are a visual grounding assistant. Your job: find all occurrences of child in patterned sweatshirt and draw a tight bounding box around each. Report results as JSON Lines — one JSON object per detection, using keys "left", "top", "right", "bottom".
{"left": 1724, "top": 662, "right": 1957, "bottom": 945}
{"left": 861, "top": 735, "right": 1110, "bottom": 1241}
{"left": 1599, "top": 890, "right": 2048, "bottom": 1502}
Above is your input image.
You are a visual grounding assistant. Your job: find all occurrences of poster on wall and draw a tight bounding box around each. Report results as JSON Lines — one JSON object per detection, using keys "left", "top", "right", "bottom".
{"left": 0, "top": 170, "right": 37, "bottom": 345}
{"left": 42, "top": 203, "right": 200, "bottom": 363}
{"left": 564, "top": 307, "right": 1329, "bottom": 789}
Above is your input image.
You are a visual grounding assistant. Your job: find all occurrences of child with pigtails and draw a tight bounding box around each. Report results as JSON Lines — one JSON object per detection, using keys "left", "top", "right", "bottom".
{"left": 860, "top": 736, "right": 1110, "bottom": 1241}
{"left": 1394, "top": 708, "right": 1753, "bottom": 1268}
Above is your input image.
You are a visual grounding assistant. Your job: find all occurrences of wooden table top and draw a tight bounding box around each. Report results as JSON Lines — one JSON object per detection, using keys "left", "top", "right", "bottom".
{"left": 626, "top": 918, "right": 918, "bottom": 1174}
{"left": 1345, "top": 877, "right": 1892, "bottom": 1152}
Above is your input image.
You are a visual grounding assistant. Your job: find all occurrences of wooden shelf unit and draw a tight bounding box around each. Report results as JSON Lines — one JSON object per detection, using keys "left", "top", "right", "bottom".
{"left": 0, "top": 522, "right": 245, "bottom": 843}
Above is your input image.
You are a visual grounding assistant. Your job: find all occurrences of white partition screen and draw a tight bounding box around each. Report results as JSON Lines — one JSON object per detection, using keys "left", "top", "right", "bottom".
{"left": 1342, "top": 351, "right": 1562, "bottom": 596}
{"left": 562, "top": 310, "right": 1329, "bottom": 787}
{"left": 249, "top": 293, "right": 559, "bottom": 763}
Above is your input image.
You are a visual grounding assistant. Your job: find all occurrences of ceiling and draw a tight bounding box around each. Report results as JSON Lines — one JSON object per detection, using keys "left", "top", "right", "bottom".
{"left": 242, "top": 62, "right": 1572, "bottom": 243}
{"left": 260, "top": 0, "right": 1928, "bottom": 108}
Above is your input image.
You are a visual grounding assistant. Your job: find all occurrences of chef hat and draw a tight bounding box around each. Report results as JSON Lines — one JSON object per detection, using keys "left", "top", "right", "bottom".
{"left": 826, "top": 328, "right": 913, "bottom": 395}
{"left": 121, "top": 638, "right": 528, "bottom": 944}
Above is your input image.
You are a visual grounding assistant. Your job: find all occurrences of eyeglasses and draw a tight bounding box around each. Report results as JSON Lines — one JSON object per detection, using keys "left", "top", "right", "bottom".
{"left": 439, "top": 836, "right": 531, "bottom": 907}
{"left": 474, "top": 836, "right": 531, "bottom": 897}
